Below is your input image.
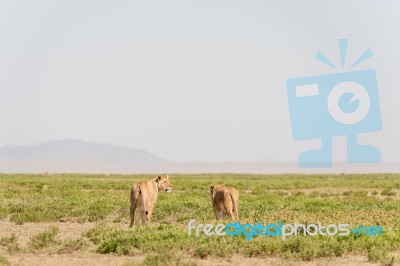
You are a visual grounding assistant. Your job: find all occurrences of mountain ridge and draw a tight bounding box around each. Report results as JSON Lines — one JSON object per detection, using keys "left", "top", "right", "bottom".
{"left": 0, "top": 139, "right": 164, "bottom": 163}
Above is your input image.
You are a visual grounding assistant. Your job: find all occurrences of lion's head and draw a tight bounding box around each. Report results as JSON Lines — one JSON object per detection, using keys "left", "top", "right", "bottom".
{"left": 209, "top": 184, "right": 224, "bottom": 198}
{"left": 156, "top": 175, "right": 172, "bottom": 192}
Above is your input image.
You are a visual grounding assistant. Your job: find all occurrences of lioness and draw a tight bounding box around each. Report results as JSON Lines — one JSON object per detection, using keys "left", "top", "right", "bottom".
{"left": 209, "top": 184, "right": 239, "bottom": 220}
{"left": 129, "top": 175, "right": 172, "bottom": 227}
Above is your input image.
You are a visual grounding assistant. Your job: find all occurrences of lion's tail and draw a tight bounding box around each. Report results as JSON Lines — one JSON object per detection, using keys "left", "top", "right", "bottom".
{"left": 138, "top": 184, "right": 149, "bottom": 216}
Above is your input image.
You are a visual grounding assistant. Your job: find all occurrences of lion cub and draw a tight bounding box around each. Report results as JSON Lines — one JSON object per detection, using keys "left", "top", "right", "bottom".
{"left": 209, "top": 184, "right": 239, "bottom": 220}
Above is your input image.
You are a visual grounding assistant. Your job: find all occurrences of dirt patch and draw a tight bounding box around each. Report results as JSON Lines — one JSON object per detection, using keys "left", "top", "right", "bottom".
{"left": 5, "top": 252, "right": 144, "bottom": 266}
{"left": 2, "top": 253, "right": 380, "bottom": 266}
{"left": 0, "top": 221, "right": 127, "bottom": 246}
{"left": 185, "top": 255, "right": 380, "bottom": 266}
{"left": 0, "top": 221, "right": 137, "bottom": 266}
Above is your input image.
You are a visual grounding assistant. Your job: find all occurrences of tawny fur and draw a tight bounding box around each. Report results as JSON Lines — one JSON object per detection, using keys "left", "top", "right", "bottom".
{"left": 209, "top": 184, "right": 239, "bottom": 220}
{"left": 129, "top": 175, "right": 172, "bottom": 227}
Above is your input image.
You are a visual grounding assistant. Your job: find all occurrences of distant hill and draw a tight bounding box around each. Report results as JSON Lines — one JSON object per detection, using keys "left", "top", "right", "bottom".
{"left": 0, "top": 139, "right": 164, "bottom": 163}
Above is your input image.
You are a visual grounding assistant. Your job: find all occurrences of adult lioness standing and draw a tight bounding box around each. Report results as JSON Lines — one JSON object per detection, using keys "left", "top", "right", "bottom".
{"left": 209, "top": 184, "right": 239, "bottom": 220}
{"left": 129, "top": 175, "right": 172, "bottom": 227}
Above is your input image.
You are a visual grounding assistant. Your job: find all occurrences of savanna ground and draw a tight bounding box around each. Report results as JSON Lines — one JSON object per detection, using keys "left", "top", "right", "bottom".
{"left": 0, "top": 173, "right": 399, "bottom": 266}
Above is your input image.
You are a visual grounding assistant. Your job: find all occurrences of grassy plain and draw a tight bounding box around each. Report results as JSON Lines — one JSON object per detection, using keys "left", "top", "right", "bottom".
{"left": 0, "top": 173, "right": 399, "bottom": 265}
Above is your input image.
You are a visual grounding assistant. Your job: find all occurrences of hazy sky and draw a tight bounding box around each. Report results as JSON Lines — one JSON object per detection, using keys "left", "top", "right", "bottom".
{"left": 0, "top": 0, "right": 399, "bottom": 162}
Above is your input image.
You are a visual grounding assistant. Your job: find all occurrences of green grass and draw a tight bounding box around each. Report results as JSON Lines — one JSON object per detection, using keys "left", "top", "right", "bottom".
{"left": 0, "top": 254, "right": 11, "bottom": 266}
{"left": 28, "top": 226, "right": 59, "bottom": 250}
{"left": 123, "top": 253, "right": 197, "bottom": 266}
{"left": 381, "top": 188, "right": 397, "bottom": 196}
{"left": 0, "top": 234, "right": 20, "bottom": 253}
{"left": 0, "top": 173, "right": 399, "bottom": 263}
{"left": 58, "top": 237, "right": 89, "bottom": 253}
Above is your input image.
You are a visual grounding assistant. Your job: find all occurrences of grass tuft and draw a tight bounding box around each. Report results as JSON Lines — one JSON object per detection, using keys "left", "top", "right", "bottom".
{"left": 0, "top": 234, "right": 21, "bottom": 253}
{"left": 58, "top": 238, "right": 89, "bottom": 253}
{"left": 381, "top": 189, "right": 396, "bottom": 196}
{"left": 28, "top": 226, "right": 59, "bottom": 250}
{"left": 124, "top": 253, "right": 197, "bottom": 266}
{"left": 0, "top": 254, "right": 11, "bottom": 266}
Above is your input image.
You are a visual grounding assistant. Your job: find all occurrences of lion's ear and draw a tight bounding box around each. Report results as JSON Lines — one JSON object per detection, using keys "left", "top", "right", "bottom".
{"left": 158, "top": 175, "right": 162, "bottom": 180}
{"left": 209, "top": 185, "right": 214, "bottom": 190}
{"left": 166, "top": 175, "right": 169, "bottom": 179}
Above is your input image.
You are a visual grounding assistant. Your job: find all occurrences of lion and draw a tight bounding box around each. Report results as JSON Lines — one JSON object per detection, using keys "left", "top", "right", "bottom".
{"left": 209, "top": 184, "right": 239, "bottom": 220}
{"left": 129, "top": 175, "right": 172, "bottom": 227}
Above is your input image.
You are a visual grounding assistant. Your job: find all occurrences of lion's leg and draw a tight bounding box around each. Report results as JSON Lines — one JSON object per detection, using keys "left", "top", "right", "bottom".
{"left": 129, "top": 205, "right": 136, "bottom": 228}
{"left": 139, "top": 210, "right": 146, "bottom": 224}
{"left": 215, "top": 208, "right": 224, "bottom": 220}
{"left": 233, "top": 204, "right": 238, "bottom": 220}
{"left": 224, "top": 201, "right": 234, "bottom": 220}
{"left": 231, "top": 193, "right": 239, "bottom": 220}
{"left": 219, "top": 210, "right": 225, "bottom": 220}
{"left": 146, "top": 208, "right": 153, "bottom": 224}
{"left": 213, "top": 204, "right": 224, "bottom": 220}
{"left": 216, "top": 202, "right": 226, "bottom": 220}
{"left": 227, "top": 210, "right": 234, "bottom": 220}
{"left": 233, "top": 200, "right": 239, "bottom": 220}
{"left": 129, "top": 188, "right": 139, "bottom": 228}
{"left": 213, "top": 207, "right": 220, "bottom": 220}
